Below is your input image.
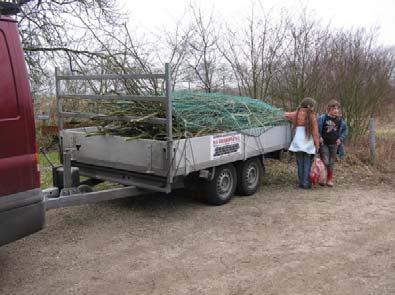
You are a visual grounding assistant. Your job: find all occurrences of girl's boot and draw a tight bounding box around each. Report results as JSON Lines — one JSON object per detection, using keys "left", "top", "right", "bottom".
{"left": 327, "top": 169, "right": 334, "bottom": 187}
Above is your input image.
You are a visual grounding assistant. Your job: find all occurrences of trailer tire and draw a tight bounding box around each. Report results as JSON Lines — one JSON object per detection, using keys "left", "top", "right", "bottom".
{"left": 203, "top": 164, "right": 237, "bottom": 205}
{"left": 237, "top": 157, "right": 264, "bottom": 196}
{"left": 78, "top": 184, "right": 93, "bottom": 193}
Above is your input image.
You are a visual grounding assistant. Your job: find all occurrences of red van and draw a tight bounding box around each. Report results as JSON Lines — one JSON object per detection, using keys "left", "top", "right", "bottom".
{"left": 0, "top": 14, "right": 45, "bottom": 246}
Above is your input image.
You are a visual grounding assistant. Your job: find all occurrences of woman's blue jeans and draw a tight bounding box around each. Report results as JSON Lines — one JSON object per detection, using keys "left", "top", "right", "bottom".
{"left": 295, "top": 152, "right": 313, "bottom": 188}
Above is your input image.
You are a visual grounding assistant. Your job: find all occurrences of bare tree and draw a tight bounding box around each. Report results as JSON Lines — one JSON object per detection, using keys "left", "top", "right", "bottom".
{"left": 271, "top": 9, "right": 331, "bottom": 108}
{"left": 158, "top": 17, "right": 192, "bottom": 90}
{"left": 184, "top": 5, "right": 220, "bottom": 93}
{"left": 220, "top": 4, "right": 287, "bottom": 100}
{"left": 324, "top": 29, "right": 395, "bottom": 139}
{"left": 17, "top": 0, "right": 125, "bottom": 94}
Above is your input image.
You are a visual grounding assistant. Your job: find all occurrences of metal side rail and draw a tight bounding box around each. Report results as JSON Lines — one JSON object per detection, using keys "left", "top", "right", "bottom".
{"left": 44, "top": 186, "right": 151, "bottom": 210}
{"left": 73, "top": 161, "right": 175, "bottom": 193}
{"left": 55, "top": 63, "right": 174, "bottom": 189}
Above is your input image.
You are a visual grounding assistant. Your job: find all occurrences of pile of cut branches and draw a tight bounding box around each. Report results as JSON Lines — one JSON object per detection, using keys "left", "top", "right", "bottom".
{"left": 63, "top": 92, "right": 286, "bottom": 140}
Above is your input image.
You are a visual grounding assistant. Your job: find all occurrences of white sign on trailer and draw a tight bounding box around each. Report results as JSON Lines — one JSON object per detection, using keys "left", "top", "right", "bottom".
{"left": 210, "top": 132, "right": 241, "bottom": 160}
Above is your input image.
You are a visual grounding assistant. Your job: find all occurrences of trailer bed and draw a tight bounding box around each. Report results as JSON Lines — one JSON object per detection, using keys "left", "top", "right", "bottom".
{"left": 62, "top": 125, "right": 291, "bottom": 178}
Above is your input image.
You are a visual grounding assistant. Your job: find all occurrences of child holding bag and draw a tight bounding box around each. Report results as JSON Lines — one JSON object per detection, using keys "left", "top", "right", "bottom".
{"left": 285, "top": 97, "right": 320, "bottom": 189}
{"left": 318, "top": 100, "right": 348, "bottom": 187}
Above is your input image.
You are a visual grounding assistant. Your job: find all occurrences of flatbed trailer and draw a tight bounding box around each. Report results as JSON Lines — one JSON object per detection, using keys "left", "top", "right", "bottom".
{"left": 0, "top": 0, "right": 290, "bottom": 246}
{"left": 44, "top": 64, "right": 291, "bottom": 208}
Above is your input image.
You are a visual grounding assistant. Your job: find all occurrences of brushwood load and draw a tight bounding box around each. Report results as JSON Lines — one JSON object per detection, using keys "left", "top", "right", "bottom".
{"left": 77, "top": 91, "right": 287, "bottom": 140}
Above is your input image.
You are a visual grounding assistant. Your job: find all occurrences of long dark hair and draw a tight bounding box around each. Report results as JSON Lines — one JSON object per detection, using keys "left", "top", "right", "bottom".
{"left": 295, "top": 97, "right": 317, "bottom": 137}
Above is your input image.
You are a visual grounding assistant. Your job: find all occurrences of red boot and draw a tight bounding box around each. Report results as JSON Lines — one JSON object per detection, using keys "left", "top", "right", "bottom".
{"left": 327, "top": 169, "right": 334, "bottom": 187}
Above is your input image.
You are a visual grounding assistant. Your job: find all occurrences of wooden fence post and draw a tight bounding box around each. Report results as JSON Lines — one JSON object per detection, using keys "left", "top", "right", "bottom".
{"left": 368, "top": 116, "right": 376, "bottom": 165}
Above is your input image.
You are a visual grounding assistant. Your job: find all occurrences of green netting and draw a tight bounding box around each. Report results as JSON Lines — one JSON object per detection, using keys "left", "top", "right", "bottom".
{"left": 172, "top": 91, "right": 286, "bottom": 137}
{"left": 81, "top": 91, "right": 286, "bottom": 139}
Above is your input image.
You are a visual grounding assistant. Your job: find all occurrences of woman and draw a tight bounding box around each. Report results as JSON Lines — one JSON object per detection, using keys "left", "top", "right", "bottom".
{"left": 285, "top": 97, "right": 320, "bottom": 189}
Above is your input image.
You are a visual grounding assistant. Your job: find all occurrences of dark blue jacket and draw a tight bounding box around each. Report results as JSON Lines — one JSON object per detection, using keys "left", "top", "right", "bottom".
{"left": 317, "top": 114, "right": 348, "bottom": 158}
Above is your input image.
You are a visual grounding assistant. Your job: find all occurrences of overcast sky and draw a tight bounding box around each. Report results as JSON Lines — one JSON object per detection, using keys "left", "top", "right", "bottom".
{"left": 121, "top": 0, "right": 395, "bottom": 47}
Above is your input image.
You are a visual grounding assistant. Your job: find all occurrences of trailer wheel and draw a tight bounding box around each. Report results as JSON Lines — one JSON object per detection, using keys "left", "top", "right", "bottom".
{"left": 237, "top": 157, "right": 264, "bottom": 196}
{"left": 203, "top": 164, "right": 237, "bottom": 205}
{"left": 78, "top": 184, "right": 93, "bottom": 193}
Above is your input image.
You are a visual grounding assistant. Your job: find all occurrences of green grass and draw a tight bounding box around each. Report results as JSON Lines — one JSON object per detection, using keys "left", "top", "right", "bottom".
{"left": 262, "top": 159, "right": 297, "bottom": 186}
{"left": 39, "top": 151, "right": 118, "bottom": 190}
{"left": 39, "top": 151, "right": 60, "bottom": 188}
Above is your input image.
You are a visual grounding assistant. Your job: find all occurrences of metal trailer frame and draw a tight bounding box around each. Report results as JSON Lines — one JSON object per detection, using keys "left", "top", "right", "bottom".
{"left": 46, "top": 64, "right": 291, "bottom": 209}
{"left": 44, "top": 186, "right": 151, "bottom": 210}
{"left": 55, "top": 64, "right": 174, "bottom": 194}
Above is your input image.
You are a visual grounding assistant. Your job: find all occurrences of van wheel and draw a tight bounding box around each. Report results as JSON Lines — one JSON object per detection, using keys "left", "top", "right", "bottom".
{"left": 237, "top": 157, "right": 264, "bottom": 196}
{"left": 203, "top": 164, "right": 237, "bottom": 205}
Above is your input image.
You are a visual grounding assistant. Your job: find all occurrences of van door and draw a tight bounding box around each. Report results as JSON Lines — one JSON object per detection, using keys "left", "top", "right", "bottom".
{"left": 0, "top": 17, "right": 44, "bottom": 247}
{"left": 0, "top": 18, "right": 39, "bottom": 196}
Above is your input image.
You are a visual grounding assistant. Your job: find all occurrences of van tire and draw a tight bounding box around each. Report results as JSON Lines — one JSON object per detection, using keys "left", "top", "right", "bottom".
{"left": 203, "top": 164, "right": 237, "bottom": 205}
{"left": 237, "top": 157, "right": 264, "bottom": 196}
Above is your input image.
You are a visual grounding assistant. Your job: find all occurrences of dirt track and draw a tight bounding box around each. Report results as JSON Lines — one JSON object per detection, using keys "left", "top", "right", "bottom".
{"left": 1, "top": 184, "right": 395, "bottom": 295}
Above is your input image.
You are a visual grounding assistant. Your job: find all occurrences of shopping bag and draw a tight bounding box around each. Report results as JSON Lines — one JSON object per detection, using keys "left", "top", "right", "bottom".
{"left": 309, "top": 157, "right": 326, "bottom": 187}
{"left": 316, "top": 157, "right": 327, "bottom": 185}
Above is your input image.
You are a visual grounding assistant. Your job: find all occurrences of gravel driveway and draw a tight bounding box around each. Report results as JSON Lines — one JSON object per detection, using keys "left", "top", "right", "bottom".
{"left": 1, "top": 184, "right": 394, "bottom": 295}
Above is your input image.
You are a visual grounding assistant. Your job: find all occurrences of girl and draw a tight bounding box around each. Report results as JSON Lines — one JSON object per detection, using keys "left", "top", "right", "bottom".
{"left": 285, "top": 97, "right": 320, "bottom": 189}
